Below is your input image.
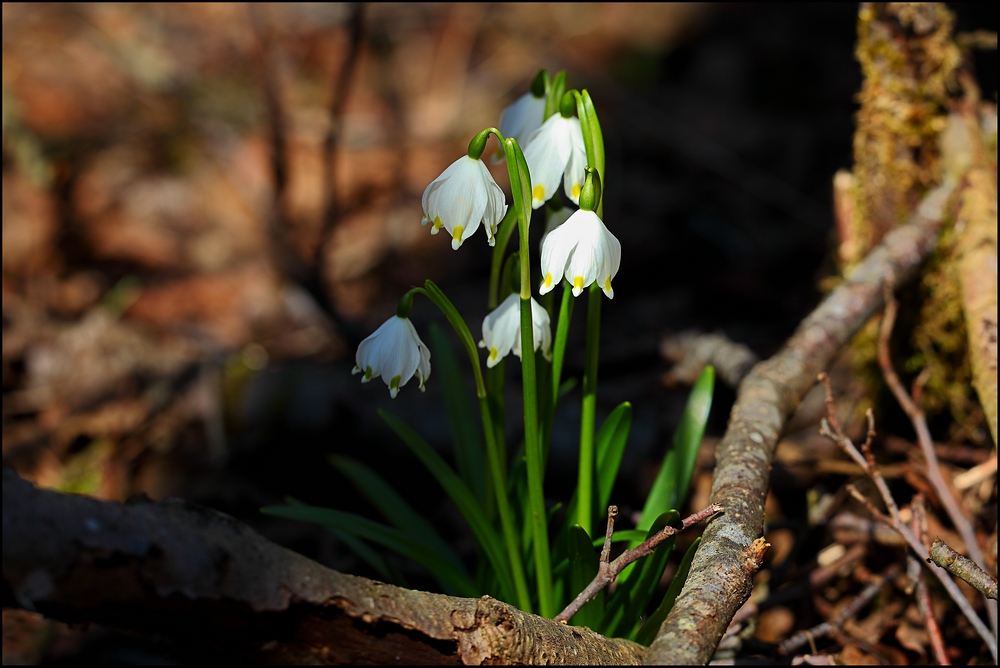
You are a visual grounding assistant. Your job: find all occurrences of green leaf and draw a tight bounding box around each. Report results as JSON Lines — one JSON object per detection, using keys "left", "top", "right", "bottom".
{"left": 633, "top": 537, "right": 701, "bottom": 645}
{"left": 427, "top": 323, "right": 485, "bottom": 500}
{"left": 637, "top": 366, "right": 714, "bottom": 532}
{"left": 378, "top": 409, "right": 517, "bottom": 602}
{"left": 596, "top": 402, "right": 632, "bottom": 512}
{"left": 601, "top": 510, "right": 679, "bottom": 636}
{"left": 568, "top": 525, "right": 603, "bottom": 628}
{"left": 262, "top": 503, "right": 478, "bottom": 597}
{"left": 328, "top": 454, "right": 466, "bottom": 574}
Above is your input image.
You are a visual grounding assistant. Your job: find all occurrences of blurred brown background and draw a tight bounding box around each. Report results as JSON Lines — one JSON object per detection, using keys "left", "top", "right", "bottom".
{"left": 2, "top": 3, "right": 995, "bottom": 662}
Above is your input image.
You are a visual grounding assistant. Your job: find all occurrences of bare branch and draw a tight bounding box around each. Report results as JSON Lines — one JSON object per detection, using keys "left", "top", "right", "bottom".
{"left": 555, "top": 504, "right": 722, "bottom": 624}
{"left": 645, "top": 182, "right": 955, "bottom": 665}
{"left": 929, "top": 539, "right": 999, "bottom": 600}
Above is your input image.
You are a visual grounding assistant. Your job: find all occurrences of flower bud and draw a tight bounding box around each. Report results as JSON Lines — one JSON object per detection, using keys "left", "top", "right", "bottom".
{"left": 578, "top": 167, "right": 601, "bottom": 213}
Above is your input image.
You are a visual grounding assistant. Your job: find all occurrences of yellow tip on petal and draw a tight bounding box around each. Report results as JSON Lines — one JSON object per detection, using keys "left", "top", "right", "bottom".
{"left": 571, "top": 183, "right": 581, "bottom": 199}
{"left": 489, "top": 347, "right": 498, "bottom": 361}
{"left": 451, "top": 225, "right": 465, "bottom": 250}
{"left": 604, "top": 277, "right": 612, "bottom": 292}
{"left": 533, "top": 184, "right": 545, "bottom": 202}
{"left": 431, "top": 215, "right": 443, "bottom": 234}
{"left": 544, "top": 272, "right": 553, "bottom": 289}
{"left": 573, "top": 276, "right": 584, "bottom": 291}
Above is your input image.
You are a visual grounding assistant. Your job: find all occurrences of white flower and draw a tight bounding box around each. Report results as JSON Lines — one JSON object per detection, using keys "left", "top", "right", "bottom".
{"left": 352, "top": 316, "right": 431, "bottom": 398}
{"left": 539, "top": 203, "right": 574, "bottom": 249}
{"left": 421, "top": 156, "right": 507, "bottom": 250}
{"left": 498, "top": 92, "right": 546, "bottom": 151}
{"left": 522, "top": 114, "right": 587, "bottom": 210}
{"left": 479, "top": 293, "right": 552, "bottom": 368}
{"left": 539, "top": 209, "right": 621, "bottom": 299}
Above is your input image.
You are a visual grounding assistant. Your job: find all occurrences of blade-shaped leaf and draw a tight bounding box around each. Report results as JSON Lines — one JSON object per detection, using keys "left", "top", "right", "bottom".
{"left": 378, "top": 409, "right": 516, "bottom": 602}
{"left": 262, "top": 503, "right": 478, "bottom": 597}
{"left": 633, "top": 537, "right": 701, "bottom": 645}
{"left": 329, "top": 455, "right": 466, "bottom": 574}
{"left": 596, "top": 402, "right": 632, "bottom": 512}
{"left": 568, "top": 524, "right": 603, "bottom": 628}
{"left": 637, "top": 366, "right": 714, "bottom": 532}
{"left": 427, "top": 323, "right": 484, "bottom": 500}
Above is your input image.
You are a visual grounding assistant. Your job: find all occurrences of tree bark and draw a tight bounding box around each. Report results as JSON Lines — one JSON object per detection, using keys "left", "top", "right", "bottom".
{"left": 644, "top": 182, "right": 954, "bottom": 664}
{"left": 1, "top": 469, "right": 645, "bottom": 665}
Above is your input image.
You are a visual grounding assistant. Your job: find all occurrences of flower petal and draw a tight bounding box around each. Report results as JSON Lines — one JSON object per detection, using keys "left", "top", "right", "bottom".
{"left": 523, "top": 115, "right": 573, "bottom": 209}
{"left": 422, "top": 157, "right": 488, "bottom": 249}
{"left": 538, "top": 215, "right": 578, "bottom": 295}
{"left": 499, "top": 92, "right": 546, "bottom": 150}
{"left": 482, "top": 293, "right": 521, "bottom": 368}
{"left": 562, "top": 118, "right": 588, "bottom": 205}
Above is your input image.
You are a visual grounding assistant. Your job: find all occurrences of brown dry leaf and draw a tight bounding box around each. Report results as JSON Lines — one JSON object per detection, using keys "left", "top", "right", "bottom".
{"left": 836, "top": 643, "right": 880, "bottom": 665}
{"left": 2, "top": 171, "right": 57, "bottom": 276}
{"left": 756, "top": 606, "right": 795, "bottom": 644}
{"left": 895, "top": 621, "right": 928, "bottom": 656}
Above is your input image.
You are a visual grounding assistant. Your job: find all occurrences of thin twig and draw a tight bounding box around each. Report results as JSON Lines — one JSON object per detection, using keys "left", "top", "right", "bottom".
{"left": 911, "top": 495, "right": 949, "bottom": 664}
{"left": 929, "top": 539, "right": 999, "bottom": 600}
{"left": 779, "top": 563, "right": 902, "bottom": 655}
{"left": 554, "top": 504, "right": 722, "bottom": 624}
{"left": 878, "top": 289, "right": 998, "bottom": 631}
{"left": 817, "top": 374, "right": 997, "bottom": 659}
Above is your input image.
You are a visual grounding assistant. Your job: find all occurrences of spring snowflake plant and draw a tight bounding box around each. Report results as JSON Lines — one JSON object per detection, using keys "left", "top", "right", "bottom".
{"left": 264, "top": 69, "right": 716, "bottom": 641}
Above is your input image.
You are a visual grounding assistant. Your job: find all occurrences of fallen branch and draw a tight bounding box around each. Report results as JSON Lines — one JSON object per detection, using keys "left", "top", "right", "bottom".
{"left": 1, "top": 470, "right": 645, "bottom": 665}
{"left": 929, "top": 539, "right": 999, "bottom": 600}
{"left": 554, "top": 504, "right": 723, "bottom": 624}
{"left": 659, "top": 330, "right": 759, "bottom": 389}
{"left": 644, "top": 182, "right": 955, "bottom": 665}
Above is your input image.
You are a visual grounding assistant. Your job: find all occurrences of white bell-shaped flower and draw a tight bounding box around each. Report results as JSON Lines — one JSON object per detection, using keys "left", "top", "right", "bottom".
{"left": 522, "top": 114, "right": 587, "bottom": 209}
{"left": 539, "top": 201, "right": 574, "bottom": 249}
{"left": 499, "top": 92, "right": 546, "bottom": 151}
{"left": 352, "top": 316, "right": 431, "bottom": 398}
{"left": 421, "top": 156, "right": 507, "bottom": 250}
{"left": 539, "top": 209, "right": 621, "bottom": 299}
{"left": 479, "top": 293, "right": 552, "bottom": 368}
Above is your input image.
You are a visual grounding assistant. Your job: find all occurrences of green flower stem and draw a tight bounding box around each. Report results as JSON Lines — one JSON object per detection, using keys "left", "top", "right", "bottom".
{"left": 502, "top": 135, "right": 554, "bottom": 618}
{"left": 576, "top": 283, "right": 602, "bottom": 535}
{"left": 416, "top": 282, "right": 532, "bottom": 613}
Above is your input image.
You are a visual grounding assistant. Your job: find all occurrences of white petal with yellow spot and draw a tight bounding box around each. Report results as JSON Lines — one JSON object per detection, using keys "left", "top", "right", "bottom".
{"left": 352, "top": 316, "right": 431, "bottom": 398}
{"left": 539, "top": 210, "right": 621, "bottom": 299}
{"left": 522, "top": 115, "right": 586, "bottom": 210}
{"left": 479, "top": 293, "right": 552, "bottom": 368}
{"left": 421, "top": 156, "right": 507, "bottom": 250}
